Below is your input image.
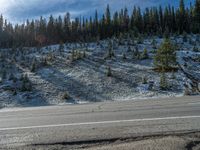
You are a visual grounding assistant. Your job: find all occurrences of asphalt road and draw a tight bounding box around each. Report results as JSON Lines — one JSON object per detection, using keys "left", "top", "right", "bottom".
{"left": 0, "top": 96, "right": 200, "bottom": 148}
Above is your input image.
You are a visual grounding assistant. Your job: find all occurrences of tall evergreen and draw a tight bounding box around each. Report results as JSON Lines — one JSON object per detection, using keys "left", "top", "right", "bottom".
{"left": 178, "top": 0, "right": 186, "bottom": 33}
{"left": 154, "top": 38, "right": 176, "bottom": 71}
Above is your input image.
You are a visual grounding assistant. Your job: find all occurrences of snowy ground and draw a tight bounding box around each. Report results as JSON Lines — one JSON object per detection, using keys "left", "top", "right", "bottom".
{"left": 0, "top": 34, "right": 200, "bottom": 108}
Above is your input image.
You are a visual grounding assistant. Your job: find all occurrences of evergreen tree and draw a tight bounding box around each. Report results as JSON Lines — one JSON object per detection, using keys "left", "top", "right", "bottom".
{"left": 154, "top": 38, "right": 176, "bottom": 71}
{"left": 142, "top": 76, "right": 148, "bottom": 84}
{"left": 31, "top": 61, "right": 36, "bottom": 72}
{"left": 142, "top": 48, "right": 149, "bottom": 59}
{"left": 107, "top": 40, "right": 114, "bottom": 58}
{"left": 123, "top": 52, "right": 127, "bottom": 60}
{"left": 107, "top": 66, "right": 112, "bottom": 77}
{"left": 160, "top": 71, "right": 168, "bottom": 90}
{"left": 178, "top": 0, "right": 186, "bottom": 33}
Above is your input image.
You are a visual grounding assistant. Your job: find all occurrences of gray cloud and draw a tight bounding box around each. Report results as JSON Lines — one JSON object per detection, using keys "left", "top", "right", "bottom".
{"left": 0, "top": 0, "right": 194, "bottom": 23}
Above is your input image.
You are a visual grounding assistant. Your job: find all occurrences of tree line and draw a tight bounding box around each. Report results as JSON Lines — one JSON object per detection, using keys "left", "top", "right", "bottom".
{"left": 0, "top": 0, "right": 200, "bottom": 48}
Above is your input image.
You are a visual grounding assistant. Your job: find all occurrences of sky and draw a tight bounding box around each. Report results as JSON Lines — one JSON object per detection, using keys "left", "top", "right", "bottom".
{"left": 0, "top": 0, "right": 195, "bottom": 23}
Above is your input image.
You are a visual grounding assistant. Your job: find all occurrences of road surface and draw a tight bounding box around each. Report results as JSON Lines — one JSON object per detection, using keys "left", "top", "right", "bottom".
{"left": 0, "top": 96, "right": 200, "bottom": 148}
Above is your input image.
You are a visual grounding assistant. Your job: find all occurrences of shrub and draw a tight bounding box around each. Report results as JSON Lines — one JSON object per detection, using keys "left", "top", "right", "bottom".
{"left": 71, "top": 49, "right": 75, "bottom": 61}
{"left": 31, "top": 61, "right": 36, "bottom": 72}
{"left": 137, "top": 35, "right": 143, "bottom": 44}
{"left": 183, "top": 32, "right": 188, "bottom": 42}
{"left": 193, "top": 46, "right": 199, "bottom": 52}
{"left": 123, "top": 53, "right": 127, "bottom": 60}
{"left": 152, "top": 38, "right": 157, "bottom": 49}
{"left": 2, "top": 70, "right": 7, "bottom": 80}
{"left": 107, "top": 40, "right": 115, "bottom": 58}
{"left": 20, "top": 74, "right": 32, "bottom": 92}
{"left": 133, "top": 47, "right": 140, "bottom": 59}
{"left": 13, "top": 90, "right": 17, "bottom": 96}
{"left": 141, "top": 48, "right": 149, "bottom": 59}
{"left": 83, "top": 49, "right": 86, "bottom": 58}
{"left": 142, "top": 76, "right": 148, "bottom": 84}
{"left": 107, "top": 66, "right": 112, "bottom": 77}
{"left": 62, "top": 92, "right": 70, "bottom": 100}
{"left": 184, "top": 87, "right": 191, "bottom": 96}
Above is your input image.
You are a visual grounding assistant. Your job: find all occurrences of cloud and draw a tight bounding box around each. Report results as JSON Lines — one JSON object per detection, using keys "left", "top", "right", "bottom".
{"left": 0, "top": 0, "right": 194, "bottom": 23}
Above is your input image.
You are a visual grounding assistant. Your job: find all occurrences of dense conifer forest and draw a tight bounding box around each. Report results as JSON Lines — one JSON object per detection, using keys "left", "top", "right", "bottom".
{"left": 0, "top": 0, "right": 199, "bottom": 48}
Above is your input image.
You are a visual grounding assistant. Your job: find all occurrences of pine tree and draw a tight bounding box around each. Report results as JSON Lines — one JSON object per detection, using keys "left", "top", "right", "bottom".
{"left": 62, "top": 92, "right": 70, "bottom": 100}
{"left": 71, "top": 49, "right": 75, "bottom": 61}
{"left": 160, "top": 71, "right": 168, "bottom": 90}
{"left": 178, "top": 0, "right": 186, "bottom": 33}
{"left": 154, "top": 38, "right": 176, "bottom": 71}
{"left": 107, "top": 66, "right": 112, "bottom": 77}
{"left": 31, "top": 61, "right": 36, "bottom": 72}
{"left": 105, "top": 4, "right": 111, "bottom": 37}
{"left": 152, "top": 38, "right": 157, "bottom": 49}
{"left": 142, "top": 76, "right": 148, "bottom": 84}
{"left": 142, "top": 48, "right": 149, "bottom": 59}
{"left": 123, "top": 52, "right": 127, "bottom": 60}
{"left": 107, "top": 40, "right": 114, "bottom": 58}
{"left": 20, "top": 74, "right": 32, "bottom": 92}
{"left": 133, "top": 47, "right": 140, "bottom": 59}
{"left": 83, "top": 49, "right": 86, "bottom": 58}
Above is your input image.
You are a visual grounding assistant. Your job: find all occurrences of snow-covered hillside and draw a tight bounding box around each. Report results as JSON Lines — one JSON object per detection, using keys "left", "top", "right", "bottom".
{"left": 0, "top": 34, "right": 200, "bottom": 108}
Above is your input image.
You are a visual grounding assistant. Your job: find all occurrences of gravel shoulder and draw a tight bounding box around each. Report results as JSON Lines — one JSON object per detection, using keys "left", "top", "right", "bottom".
{"left": 15, "top": 132, "right": 200, "bottom": 150}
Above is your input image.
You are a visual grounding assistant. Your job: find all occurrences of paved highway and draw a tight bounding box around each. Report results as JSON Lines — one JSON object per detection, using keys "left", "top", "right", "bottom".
{"left": 0, "top": 96, "right": 200, "bottom": 148}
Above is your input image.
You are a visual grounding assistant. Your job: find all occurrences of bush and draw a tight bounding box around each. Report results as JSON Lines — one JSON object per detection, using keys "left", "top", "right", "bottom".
{"left": 184, "top": 87, "right": 191, "bottom": 96}
{"left": 142, "top": 76, "right": 148, "bottom": 84}
{"left": 183, "top": 32, "right": 188, "bottom": 42}
{"left": 107, "top": 41, "right": 115, "bottom": 58}
{"left": 20, "top": 74, "right": 32, "bottom": 92}
{"left": 133, "top": 47, "right": 140, "bottom": 59}
{"left": 152, "top": 38, "right": 157, "bottom": 49}
{"left": 83, "top": 49, "right": 86, "bottom": 58}
{"left": 123, "top": 53, "right": 127, "bottom": 60}
{"left": 77, "top": 51, "right": 82, "bottom": 60}
{"left": 31, "top": 61, "right": 36, "bottom": 72}
{"left": 71, "top": 49, "right": 75, "bottom": 61}
{"left": 141, "top": 48, "right": 149, "bottom": 59}
{"left": 13, "top": 90, "right": 17, "bottom": 96}
{"left": 137, "top": 35, "right": 143, "bottom": 44}
{"left": 127, "top": 46, "right": 132, "bottom": 52}
{"left": 62, "top": 92, "right": 70, "bottom": 100}
{"left": 193, "top": 46, "right": 199, "bottom": 52}
{"left": 2, "top": 70, "right": 7, "bottom": 80}
{"left": 107, "top": 66, "right": 112, "bottom": 77}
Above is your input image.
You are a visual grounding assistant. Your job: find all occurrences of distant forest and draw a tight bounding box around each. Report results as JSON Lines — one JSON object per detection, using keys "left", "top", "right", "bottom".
{"left": 0, "top": 0, "right": 200, "bottom": 48}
